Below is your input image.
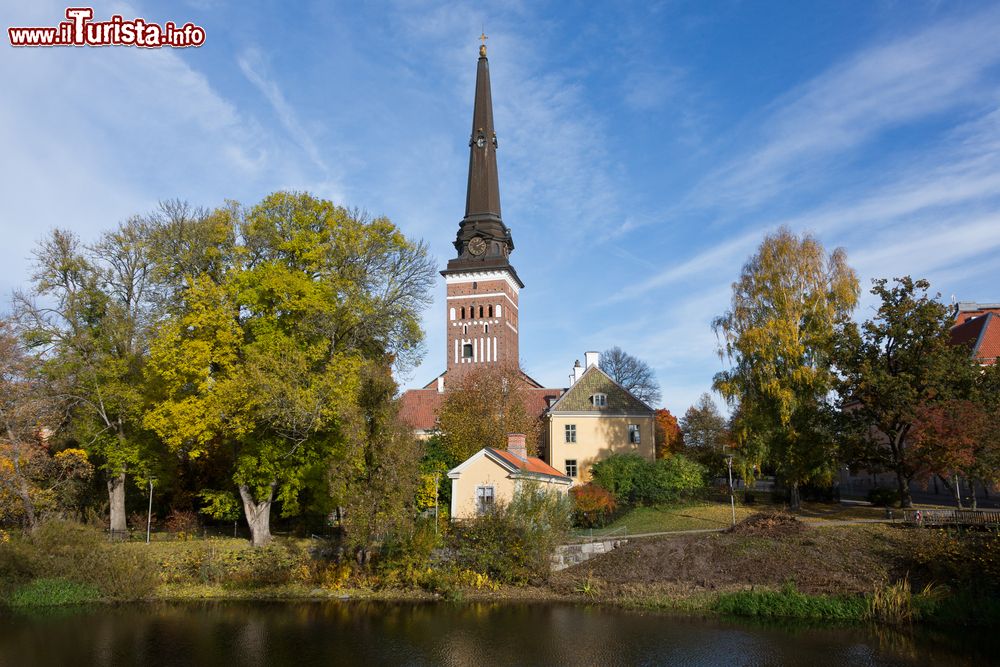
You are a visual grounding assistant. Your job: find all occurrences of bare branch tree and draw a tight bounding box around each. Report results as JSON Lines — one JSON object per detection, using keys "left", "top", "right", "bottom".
{"left": 599, "top": 346, "right": 661, "bottom": 406}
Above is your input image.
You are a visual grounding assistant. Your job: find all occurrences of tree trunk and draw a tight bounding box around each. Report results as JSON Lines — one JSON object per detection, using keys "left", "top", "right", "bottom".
{"left": 970, "top": 481, "right": 978, "bottom": 510}
{"left": 16, "top": 476, "right": 37, "bottom": 533}
{"left": 108, "top": 471, "right": 127, "bottom": 536}
{"left": 238, "top": 484, "right": 274, "bottom": 547}
{"left": 895, "top": 470, "right": 912, "bottom": 508}
{"left": 953, "top": 474, "right": 963, "bottom": 509}
{"left": 9, "top": 448, "right": 38, "bottom": 532}
{"left": 789, "top": 481, "right": 801, "bottom": 511}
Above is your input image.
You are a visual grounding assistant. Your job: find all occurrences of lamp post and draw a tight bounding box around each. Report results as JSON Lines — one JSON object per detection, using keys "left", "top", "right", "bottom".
{"left": 146, "top": 477, "right": 156, "bottom": 544}
{"left": 434, "top": 473, "right": 440, "bottom": 536}
{"left": 726, "top": 455, "right": 736, "bottom": 527}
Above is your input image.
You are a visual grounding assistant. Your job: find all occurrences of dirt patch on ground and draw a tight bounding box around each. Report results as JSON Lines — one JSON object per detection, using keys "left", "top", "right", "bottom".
{"left": 550, "top": 524, "right": 924, "bottom": 597}
{"left": 726, "top": 511, "right": 804, "bottom": 537}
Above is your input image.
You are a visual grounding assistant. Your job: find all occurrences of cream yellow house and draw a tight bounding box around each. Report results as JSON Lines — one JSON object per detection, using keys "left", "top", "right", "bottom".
{"left": 545, "top": 352, "right": 656, "bottom": 484}
{"left": 447, "top": 434, "right": 572, "bottom": 520}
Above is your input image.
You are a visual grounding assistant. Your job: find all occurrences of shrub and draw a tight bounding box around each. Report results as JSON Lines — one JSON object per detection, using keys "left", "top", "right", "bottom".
{"left": 591, "top": 453, "right": 706, "bottom": 505}
{"left": 8, "top": 578, "right": 101, "bottom": 607}
{"left": 98, "top": 548, "right": 160, "bottom": 600}
{"left": 0, "top": 520, "right": 158, "bottom": 603}
{"left": 866, "top": 487, "right": 900, "bottom": 507}
{"left": 452, "top": 483, "right": 571, "bottom": 584}
{"left": 591, "top": 454, "right": 647, "bottom": 503}
{"left": 570, "top": 483, "right": 617, "bottom": 528}
{"left": 375, "top": 519, "right": 442, "bottom": 585}
{"left": 164, "top": 509, "right": 200, "bottom": 535}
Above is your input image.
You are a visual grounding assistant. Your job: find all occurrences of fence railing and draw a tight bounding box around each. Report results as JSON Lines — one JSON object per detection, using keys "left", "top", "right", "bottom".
{"left": 568, "top": 524, "right": 628, "bottom": 544}
{"left": 902, "top": 509, "right": 1000, "bottom": 527}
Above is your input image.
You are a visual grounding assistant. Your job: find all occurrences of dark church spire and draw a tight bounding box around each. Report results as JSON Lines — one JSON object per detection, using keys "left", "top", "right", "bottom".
{"left": 464, "top": 39, "right": 502, "bottom": 222}
{"left": 444, "top": 37, "right": 520, "bottom": 284}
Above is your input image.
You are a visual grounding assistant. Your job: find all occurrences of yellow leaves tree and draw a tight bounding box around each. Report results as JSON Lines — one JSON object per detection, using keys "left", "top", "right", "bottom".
{"left": 712, "top": 227, "right": 859, "bottom": 509}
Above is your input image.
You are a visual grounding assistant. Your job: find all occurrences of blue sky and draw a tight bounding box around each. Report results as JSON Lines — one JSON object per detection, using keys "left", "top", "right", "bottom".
{"left": 4, "top": 1, "right": 1000, "bottom": 416}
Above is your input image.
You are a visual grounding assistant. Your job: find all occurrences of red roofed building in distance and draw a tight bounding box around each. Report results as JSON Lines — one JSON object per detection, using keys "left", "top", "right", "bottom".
{"left": 950, "top": 302, "right": 1000, "bottom": 365}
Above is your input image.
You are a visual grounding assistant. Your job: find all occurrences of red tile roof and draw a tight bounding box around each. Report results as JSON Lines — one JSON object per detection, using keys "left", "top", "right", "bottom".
{"left": 487, "top": 448, "right": 570, "bottom": 479}
{"left": 398, "top": 389, "right": 444, "bottom": 431}
{"left": 950, "top": 312, "right": 999, "bottom": 365}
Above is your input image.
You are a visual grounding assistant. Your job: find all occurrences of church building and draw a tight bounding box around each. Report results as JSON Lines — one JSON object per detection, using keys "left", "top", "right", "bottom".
{"left": 399, "top": 41, "right": 655, "bottom": 488}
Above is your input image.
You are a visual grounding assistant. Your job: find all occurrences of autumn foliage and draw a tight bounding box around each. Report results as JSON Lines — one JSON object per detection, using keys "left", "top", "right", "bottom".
{"left": 654, "top": 409, "right": 684, "bottom": 458}
{"left": 570, "top": 482, "right": 617, "bottom": 528}
{"left": 436, "top": 364, "right": 543, "bottom": 463}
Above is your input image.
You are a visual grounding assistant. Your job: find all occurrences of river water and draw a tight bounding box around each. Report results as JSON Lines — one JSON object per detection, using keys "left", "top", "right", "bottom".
{"left": 0, "top": 601, "right": 992, "bottom": 666}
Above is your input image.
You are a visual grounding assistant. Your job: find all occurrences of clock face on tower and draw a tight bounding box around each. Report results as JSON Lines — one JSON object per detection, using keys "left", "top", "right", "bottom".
{"left": 468, "top": 237, "right": 487, "bottom": 256}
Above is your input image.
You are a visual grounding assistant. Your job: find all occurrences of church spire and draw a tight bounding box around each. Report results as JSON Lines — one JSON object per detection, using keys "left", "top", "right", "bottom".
{"left": 445, "top": 39, "right": 519, "bottom": 283}
{"left": 465, "top": 34, "right": 501, "bottom": 222}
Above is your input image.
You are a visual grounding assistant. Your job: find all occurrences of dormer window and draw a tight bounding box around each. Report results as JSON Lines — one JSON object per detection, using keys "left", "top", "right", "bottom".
{"left": 591, "top": 393, "right": 607, "bottom": 407}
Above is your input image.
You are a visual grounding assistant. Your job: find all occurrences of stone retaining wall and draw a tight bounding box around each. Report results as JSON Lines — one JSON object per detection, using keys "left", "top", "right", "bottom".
{"left": 551, "top": 539, "right": 628, "bottom": 571}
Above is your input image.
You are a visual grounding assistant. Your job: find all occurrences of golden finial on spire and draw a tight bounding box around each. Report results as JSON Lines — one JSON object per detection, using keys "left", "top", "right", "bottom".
{"left": 479, "top": 28, "right": 488, "bottom": 57}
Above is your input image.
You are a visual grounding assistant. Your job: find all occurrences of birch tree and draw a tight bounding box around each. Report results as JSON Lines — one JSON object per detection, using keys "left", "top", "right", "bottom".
{"left": 713, "top": 228, "right": 859, "bottom": 509}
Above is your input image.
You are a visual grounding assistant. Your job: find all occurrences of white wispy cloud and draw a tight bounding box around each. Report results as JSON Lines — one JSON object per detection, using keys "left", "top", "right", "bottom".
{"left": 686, "top": 5, "right": 1000, "bottom": 215}
{"left": 237, "top": 48, "right": 329, "bottom": 174}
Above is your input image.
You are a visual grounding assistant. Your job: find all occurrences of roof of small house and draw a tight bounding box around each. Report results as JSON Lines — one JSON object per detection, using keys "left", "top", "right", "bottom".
{"left": 487, "top": 448, "right": 568, "bottom": 478}
{"left": 448, "top": 446, "right": 572, "bottom": 482}
{"left": 547, "top": 364, "right": 653, "bottom": 414}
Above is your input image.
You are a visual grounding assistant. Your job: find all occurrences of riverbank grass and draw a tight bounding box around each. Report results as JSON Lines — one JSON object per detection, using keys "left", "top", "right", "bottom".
{"left": 713, "top": 585, "right": 868, "bottom": 621}
{"left": 8, "top": 578, "right": 101, "bottom": 608}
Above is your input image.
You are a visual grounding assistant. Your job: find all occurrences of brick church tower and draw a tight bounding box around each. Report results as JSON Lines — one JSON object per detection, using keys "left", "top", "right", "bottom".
{"left": 440, "top": 41, "right": 523, "bottom": 379}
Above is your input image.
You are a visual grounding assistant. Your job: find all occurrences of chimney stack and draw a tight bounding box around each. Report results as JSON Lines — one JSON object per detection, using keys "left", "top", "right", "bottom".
{"left": 506, "top": 433, "right": 527, "bottom": 461}
{"left": 584, "top": 351, "right": 600, "bottom": 369}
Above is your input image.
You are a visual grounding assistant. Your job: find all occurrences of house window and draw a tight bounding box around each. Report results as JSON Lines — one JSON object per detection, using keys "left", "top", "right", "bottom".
{"left": 461, "top": 306, "right": 465, "bottom": 319}
{"left": 462, "top": 343, "right": 473, "bottom": 359}
{"left": 565, "top": 424, "right": 576, "bottom": 443}
{"left": 479, "top": 305, "right": 484, "bottom": 318}
{"left": 629, "top": 424, "right": 641, "bottom": 444}
{"left": 565, "top": 459, "right": 578, "bottom": 478}
{"left": 476, "top": 486, "right": 494, "bottom": 514}
{"left": 450, "top": 307, "right": 456, "bottom": 321}
{"left": 484, "top": 324, "right": 489, "bottom": 334}
{"left": 489, "top": 305, "right": 494, "bottom": 317}
{"left": 591, "top": 393, "right": 607, "bottom": 407}
{"left": 497, "top": 304, "right": 502, "bottom": 317}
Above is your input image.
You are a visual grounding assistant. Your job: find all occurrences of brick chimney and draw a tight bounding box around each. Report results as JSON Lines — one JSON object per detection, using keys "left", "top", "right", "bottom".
{"left": 506, "top": 433, "right": 527, "bottom": 461}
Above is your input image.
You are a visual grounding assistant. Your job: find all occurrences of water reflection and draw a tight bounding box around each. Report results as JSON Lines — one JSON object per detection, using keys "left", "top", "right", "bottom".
{"left": 0, "top": 601, "right": 992, "bottom": 666}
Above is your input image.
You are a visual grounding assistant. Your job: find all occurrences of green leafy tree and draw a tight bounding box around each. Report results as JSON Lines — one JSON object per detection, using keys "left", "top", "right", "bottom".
{"left": 145, "top": 192, "right": 435, "bottom": 546}
{"left": 328, "top": 363, "right": 421, "bottom": 564}
{"left": 834, "top": 277, "right": 978, "bottom": 508}
{"left": 15, "top": 221, "right": 156, "bottom": 533}
{"left": 680, "top": 394, "right": 730, "bottom": 477}
{"left": 713, "top": 228, "right": 859, "bottom": 509}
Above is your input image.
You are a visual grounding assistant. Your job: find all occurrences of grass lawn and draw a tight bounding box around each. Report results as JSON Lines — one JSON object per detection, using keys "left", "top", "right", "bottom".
{"left": 575, "top": 501, "right": 759, "bottom": 537}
